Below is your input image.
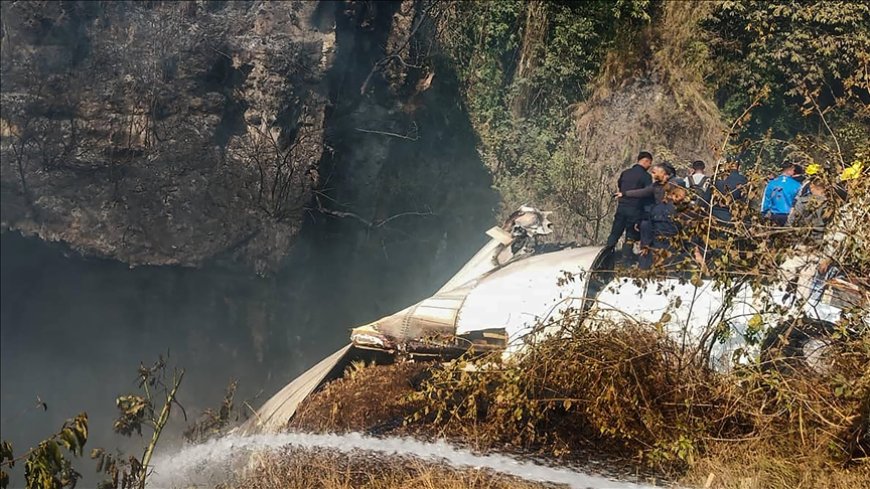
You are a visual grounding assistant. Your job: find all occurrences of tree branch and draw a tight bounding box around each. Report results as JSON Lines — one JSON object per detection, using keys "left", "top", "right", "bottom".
{"left": 805, "top": 87, "right": 846, "bottom": 169}
{"left": 355, "top": 126, "right": 419, "bottom": 141}
{"left": 314, "top": 195, "right": 433, "bottom": 229}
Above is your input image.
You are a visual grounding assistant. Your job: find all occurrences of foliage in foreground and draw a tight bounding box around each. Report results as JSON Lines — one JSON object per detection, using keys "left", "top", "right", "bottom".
{"left": 406, "top": 320, "right": 868, "bottom": 483}
{"left": 281, "top": 320, "right": 867, "bottom": 488}
{"left": 0, "top": 356, "right": 184, "bottom": 489}
{"left": 0, "top": 413, "right": 88, "bottom": 489}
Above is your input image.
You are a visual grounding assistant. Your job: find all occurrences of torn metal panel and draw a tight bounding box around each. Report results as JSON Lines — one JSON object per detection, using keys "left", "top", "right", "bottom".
{"left": 238, "top": 344, "right": 354, "bottom": 434}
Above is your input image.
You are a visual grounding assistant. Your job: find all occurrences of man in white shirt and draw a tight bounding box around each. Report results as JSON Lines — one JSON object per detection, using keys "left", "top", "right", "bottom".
{"left": 684, "top": 160, "right": 711, "bottom": 206}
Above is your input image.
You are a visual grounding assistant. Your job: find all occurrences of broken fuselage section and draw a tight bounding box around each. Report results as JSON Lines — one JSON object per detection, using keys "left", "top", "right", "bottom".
{"left": 242, "top": 206, "right": 866, "bottom": 434}
{"left": 348, "top": 206, "right": 602, "bottom": 358}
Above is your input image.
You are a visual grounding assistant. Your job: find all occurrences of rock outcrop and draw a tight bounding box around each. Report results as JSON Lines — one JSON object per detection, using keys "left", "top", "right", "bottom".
{"left": 1, "top": 2, "right": 333, "bottom": 273}
{"left": 573, "top": 77, "right": 725, "bottom": 169}
{"left": 1, "top": 1, "right": 498, "bottom": 277}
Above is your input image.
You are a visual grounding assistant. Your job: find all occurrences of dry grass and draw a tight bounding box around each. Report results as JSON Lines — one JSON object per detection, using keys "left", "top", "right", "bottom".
{"left": 289, "top": 362, "right": 428, "bottom": 434}
{"left": 280, "top": 323, "right": 868, "bottom": 488}
{"left": 230, "top": 449, "right": 553, "bottom": 489}
{"left": 683, "top": 441, "right": 870, "bottom": 489}
{"left": 678, "top": 331, "right": 870, "bottom": 489}
{"left": 573, "top": 0, "right": 724, "bottom": 159}
{"left": 410, "top": 324, "right": 740, "bottom": 468}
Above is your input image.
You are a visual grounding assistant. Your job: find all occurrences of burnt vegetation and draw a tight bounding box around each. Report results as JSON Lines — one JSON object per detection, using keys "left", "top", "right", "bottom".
{"left": 0, "top": 1, "right": 328, "bottom": 273}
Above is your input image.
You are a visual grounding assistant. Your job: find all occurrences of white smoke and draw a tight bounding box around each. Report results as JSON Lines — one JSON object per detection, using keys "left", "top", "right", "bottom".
{"left": 149, "top": 431, "right": 657, "bottom": 489}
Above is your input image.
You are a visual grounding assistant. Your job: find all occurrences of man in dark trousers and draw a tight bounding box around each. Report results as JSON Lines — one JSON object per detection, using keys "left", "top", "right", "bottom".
{"left": 605, "top": 151, "right": 653, "bottom": 262}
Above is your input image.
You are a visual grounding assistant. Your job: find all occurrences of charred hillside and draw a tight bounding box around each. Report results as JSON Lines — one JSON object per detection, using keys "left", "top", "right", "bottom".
{"left": 0, "top": 1, "right": 495, "bottom": 275}
{"left": 1, "top": 2, "right": 336, "bottom": 272}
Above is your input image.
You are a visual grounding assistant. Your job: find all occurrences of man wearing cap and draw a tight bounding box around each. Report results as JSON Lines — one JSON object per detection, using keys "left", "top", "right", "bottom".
{"left": 761, "top": 161, "right": 801, "bottom": 226}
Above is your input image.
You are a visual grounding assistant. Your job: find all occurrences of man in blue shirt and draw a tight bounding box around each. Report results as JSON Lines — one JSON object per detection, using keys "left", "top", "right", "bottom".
{"left": 761, "top": 161, "right": 801, "bottom": 226}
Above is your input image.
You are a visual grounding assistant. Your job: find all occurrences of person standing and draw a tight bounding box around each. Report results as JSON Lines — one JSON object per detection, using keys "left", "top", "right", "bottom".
{"left": 786, "top": 176, "right": 828, "bottom": 237}
{"left": 685, "top": 160, "right": 711, "bottom": 207}
{"left": 761, "top": 161, "right": 801, "bottom": 226}
{"left": 605, "top": 151, "right": 653, "bottom": 259}
{"left": 781, "top": 175, "right": 830, "bottom": 302}
{"left": 711, "top": 157, "right": 748, "bottom": 223}
{"left": 616, "top": 163, "right": 671, "bottom": 204}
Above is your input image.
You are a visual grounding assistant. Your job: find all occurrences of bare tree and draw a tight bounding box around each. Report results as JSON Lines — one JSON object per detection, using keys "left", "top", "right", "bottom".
{"left": 230, "top": 123, "right": 314, "bottom": 222}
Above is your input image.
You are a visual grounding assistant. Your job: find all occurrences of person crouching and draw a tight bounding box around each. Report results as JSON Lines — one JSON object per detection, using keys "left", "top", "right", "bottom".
{"left": 638, "top": 184, "right": 691, "bottom": 270}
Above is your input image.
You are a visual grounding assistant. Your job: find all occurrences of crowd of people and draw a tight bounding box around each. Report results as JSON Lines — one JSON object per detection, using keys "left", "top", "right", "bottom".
{"left": 604, "top": 150, "right": 864, "bottom": 277}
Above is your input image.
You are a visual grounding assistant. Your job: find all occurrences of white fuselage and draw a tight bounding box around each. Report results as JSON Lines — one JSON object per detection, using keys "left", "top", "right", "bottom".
{"left": 441, "top": 244, "right": 854, "bottom": 371}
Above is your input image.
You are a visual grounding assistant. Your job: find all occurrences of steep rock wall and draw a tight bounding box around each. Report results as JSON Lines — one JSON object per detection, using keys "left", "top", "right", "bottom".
{"left": 0, "top": 1, "right": 333, "bottom": 273}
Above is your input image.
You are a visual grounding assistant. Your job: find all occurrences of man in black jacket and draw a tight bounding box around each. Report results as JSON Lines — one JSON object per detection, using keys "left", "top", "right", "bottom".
{"left": 711, "top": 158, "right": 748, "bottom": 223}
{"left": 615, "top": 162, "right": 671, "bottom": 204}
{"left": 605, "top": 151, "right": 653, "bottom": 259}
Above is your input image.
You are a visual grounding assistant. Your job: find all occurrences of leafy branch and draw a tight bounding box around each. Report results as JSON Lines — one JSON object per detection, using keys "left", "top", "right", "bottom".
{"left": 1, "top": 413, "right": 89, "bottom": 489}
{"left": 99, "top": 355, "right": 185, "bottom": 489}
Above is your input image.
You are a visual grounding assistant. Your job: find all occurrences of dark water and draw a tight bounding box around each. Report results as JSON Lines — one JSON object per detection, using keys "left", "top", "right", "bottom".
{"left": 1, "top": 232, "right": 325, "bottom": 464}
{"left": 0, "top": 186, "right": 494, "bottom": 486}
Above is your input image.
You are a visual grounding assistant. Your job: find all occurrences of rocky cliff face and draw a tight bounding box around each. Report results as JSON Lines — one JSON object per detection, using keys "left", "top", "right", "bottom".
{"left": 1, "top": 1, "right": 336, "bottom": 273}
{"left": 1, "top": 1, "right": 498, "bottom": 277}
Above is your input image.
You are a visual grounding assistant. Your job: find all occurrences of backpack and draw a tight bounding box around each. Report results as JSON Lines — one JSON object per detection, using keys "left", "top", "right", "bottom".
{"left": 687, "top": 175, "right": 711, "bottom": 205}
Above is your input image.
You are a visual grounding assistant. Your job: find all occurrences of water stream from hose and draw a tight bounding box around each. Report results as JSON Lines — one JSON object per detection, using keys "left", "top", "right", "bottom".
{"left": 149, "top": 432, "right": 657, "bottom": 488}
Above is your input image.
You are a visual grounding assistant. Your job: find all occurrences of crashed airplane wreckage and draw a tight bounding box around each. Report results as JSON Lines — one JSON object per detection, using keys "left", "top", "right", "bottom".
{"left": 242, "top": 206, "right": 867, "bottom": 434}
